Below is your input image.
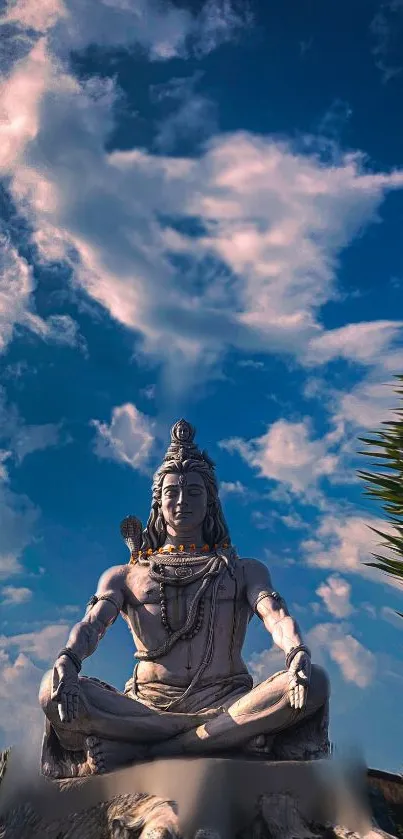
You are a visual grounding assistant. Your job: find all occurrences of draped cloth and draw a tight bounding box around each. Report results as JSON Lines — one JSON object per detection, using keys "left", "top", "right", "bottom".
{"left": 124, "top": 667, "right": 254, "bottom": 714}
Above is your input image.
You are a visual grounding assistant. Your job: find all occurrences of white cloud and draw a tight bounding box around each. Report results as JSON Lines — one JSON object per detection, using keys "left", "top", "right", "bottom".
{"left": 2, "top": 0, "right": 67, "bottom": 33}
{"left": 0, "top": 651, "right": 45, "bottom": 750}
{"left": 248, "top": 622, "right": 375, "bottom": 689}
{"left": 0, "top": 386, "right": 64, "bottom": 463}
{"left": 0, "top": 234, "right": 82, "bottom": 355}
{"left": 307, "top": 623, "right": 376, "bottom": 688}
{"left": 0, "top": 482, "right": 39, "bottom": 580}
{"left": 0, "top": 240, "right": 35, "bottom": 353}
{"left": 0, "top": 585, "right": 33, "bottom": 605}
{"left": 276, "top": 512, "right": 308, "bottom": 531}
{"left": 248, "top": 644, "right": 284, "bottom": 684}
{"left": 0, "top": 0, "right": 402, "bottom": 392}
{"left": 219, "top": 479, "right": 248, "bottom": 497}
{"left": 0, "top": 389, "right": 65, "bottom": 587}
{"left": 302, "top": 512, "right": 402, "bottom": 589}
{"left": 304, "top": 321, "right": 403, "bottom": 367}
{"left": 91, "top": 403, "right": 155, "bottom": 472}
{"left": 251, "top": 510, "right": 274, "bottom": 530}
{"left": 2, "top": 0, "right": 249, "bottom": 59}
{"left": 330, "top": 347, "right": 403, "bottom": 436}
{"left": 12, "top": 422, "right": 63, "bottom": 462}
{"left": 336, "top": 380, "right": 398, "bottom": 430}
{"left": 316, "top": 574, "right": 353, "bottom": 618}
{"left": 220, "top": 419, "right": 339, "bottom": 495}
{"left": 0, "top": 622, "right": 69, "bottom": 660}
{"left": 0, "top": 623, "right": 68, "bottom": 750}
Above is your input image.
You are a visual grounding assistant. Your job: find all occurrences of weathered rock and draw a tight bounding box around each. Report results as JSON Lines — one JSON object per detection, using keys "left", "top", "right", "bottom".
{"left": 0, "top": 749, "right": 401, "bottom": 839}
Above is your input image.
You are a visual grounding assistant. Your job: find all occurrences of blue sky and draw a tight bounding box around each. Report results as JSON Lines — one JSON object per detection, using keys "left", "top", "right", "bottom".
{"left": 0, "top": 0, "right": 403, "bottom": 772}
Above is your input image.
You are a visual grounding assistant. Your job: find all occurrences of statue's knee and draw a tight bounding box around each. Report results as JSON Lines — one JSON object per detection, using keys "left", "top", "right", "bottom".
{"left": 38, "top": 669, "right": 54, "bottom": 714}
{"left": 310, "top": 664, "right": 330, "bottom": 704}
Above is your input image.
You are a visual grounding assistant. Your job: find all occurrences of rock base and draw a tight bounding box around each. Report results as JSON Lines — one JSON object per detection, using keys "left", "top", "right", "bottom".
{"left": 0, "top": 749, "right": 401, "bottom": 839}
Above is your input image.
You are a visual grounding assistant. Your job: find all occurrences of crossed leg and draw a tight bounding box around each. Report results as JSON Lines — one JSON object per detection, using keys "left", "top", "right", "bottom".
{"left": 39, "top": 665, "right": 330, "bottom": 773}
{"left": 38, "top": 670, "right": 223, "bottom": 773}
{"left": 148, "top": 665, "right": 330, "bottom": 758}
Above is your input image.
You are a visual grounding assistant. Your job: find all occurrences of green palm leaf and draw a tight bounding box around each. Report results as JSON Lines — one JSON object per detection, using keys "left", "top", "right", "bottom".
{"left": 357, "top": 374, "right": 403, "bottom": 612}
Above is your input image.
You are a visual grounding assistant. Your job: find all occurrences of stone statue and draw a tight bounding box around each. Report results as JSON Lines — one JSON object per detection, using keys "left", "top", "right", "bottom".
{"left": 39, "top": 420, "right": 330, "bottom": 778}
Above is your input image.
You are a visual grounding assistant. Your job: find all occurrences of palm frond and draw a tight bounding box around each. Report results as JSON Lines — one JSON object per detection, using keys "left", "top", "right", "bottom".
{"left": 357, "top": 375, "right": 403, "bottom": 615}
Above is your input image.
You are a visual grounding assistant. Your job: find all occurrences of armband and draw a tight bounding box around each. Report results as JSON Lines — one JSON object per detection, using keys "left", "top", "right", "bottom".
{"left": 253, "top": 590, "right": 284, "bottom": 613}
{"left": 85, "top": 593, "right": 121, "bottom": 624}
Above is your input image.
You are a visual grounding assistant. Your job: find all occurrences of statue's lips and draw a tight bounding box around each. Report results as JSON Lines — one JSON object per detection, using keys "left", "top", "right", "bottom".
{"left": 174, "top": 511, "right": 192, "bottom": 517}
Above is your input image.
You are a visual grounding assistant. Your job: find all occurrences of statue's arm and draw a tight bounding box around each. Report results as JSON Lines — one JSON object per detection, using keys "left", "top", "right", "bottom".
{"left": 242, "top": 558, "right": 304, "bottom": 657}
{"left": 57, "top": 564, "right": 127, "bottom": 667}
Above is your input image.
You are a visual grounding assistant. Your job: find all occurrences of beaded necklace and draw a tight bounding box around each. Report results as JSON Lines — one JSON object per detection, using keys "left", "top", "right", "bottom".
{"left": 134, "top": 542, "right": 229, "bottom": 564}
{"left": 134, "top": 544, "right": 229, "bottom": 643}
{"left": 149, "top": 553, "right": 219, "bottom": 639}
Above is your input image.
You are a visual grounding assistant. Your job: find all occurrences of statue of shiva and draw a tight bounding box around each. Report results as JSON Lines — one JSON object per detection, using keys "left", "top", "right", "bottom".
{"left": 39, "top": 420, "right": 330, "bottom": 777}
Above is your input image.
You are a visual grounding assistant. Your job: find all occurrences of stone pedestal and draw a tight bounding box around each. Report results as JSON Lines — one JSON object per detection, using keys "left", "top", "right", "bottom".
{"left": 1, "top": 747, "right": 400, "bottom": 839}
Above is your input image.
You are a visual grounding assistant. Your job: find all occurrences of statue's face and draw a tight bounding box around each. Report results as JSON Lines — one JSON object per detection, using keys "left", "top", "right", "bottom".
{"left": 161, "top": 471, "right": 208, "bottom": 536}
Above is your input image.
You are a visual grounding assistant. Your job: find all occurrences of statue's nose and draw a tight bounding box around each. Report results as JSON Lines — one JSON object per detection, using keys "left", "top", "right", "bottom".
{"left": 177, "top": 489, "right": 188, "bottom": 506}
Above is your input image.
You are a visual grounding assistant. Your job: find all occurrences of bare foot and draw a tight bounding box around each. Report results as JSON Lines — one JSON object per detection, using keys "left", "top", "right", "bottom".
{"left": 243, "top": 733, "right": 274, "bottom": 757}
{"left": 85, "top": 736, "right": 149, "bottom": 774}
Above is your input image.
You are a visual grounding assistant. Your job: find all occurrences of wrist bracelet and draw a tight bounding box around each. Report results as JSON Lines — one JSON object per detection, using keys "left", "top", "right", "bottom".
{"left": 285, "top": 644, "right": 311, "bottom": 670}
{"left": 57, "top": 647, "right": 82, "bottom": 673}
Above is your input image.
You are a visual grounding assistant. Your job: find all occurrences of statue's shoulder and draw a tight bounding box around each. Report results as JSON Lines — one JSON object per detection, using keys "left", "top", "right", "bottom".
{"left": 237, "top": 556, "right": 273, "bottom": 585}
{"left": 98, "top": 563, "right": 129, "bottom": 591}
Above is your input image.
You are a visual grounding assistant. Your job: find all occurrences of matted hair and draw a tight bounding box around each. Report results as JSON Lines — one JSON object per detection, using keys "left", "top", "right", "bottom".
{"left": 141, "top": 457, "right": 231, "bottom": 551}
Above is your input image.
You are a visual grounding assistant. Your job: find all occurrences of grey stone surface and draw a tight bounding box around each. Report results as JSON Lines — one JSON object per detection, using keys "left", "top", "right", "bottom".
{"left": 1, "top": 749, "right": 401, "bottom": 839}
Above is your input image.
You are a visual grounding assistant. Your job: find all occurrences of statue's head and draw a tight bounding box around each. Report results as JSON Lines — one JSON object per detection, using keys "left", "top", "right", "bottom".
{"left": 142, "top": 419, "right": 231, "bottom": 551}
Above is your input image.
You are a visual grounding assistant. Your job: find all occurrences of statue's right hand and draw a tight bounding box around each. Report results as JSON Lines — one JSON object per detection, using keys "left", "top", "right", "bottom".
{"left": 51, "top": 658, "right": 80, "bottom": 723}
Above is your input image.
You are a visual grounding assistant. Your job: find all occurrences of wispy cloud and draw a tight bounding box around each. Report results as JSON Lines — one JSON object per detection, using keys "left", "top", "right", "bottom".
{"left": 2, "top": 0, "right": 251, "bottom": 59}
{"left": 0, "top": 480, "right": 39, "bottom": 581}
{"left": 307, "top": 622, "right": 376, "bottom": 688}
{"left": 248, "top": 621, "right": 375, "bottom": 689}
{"left": 151, "top": 72, "right": 217, "bottom": 152}
{"left": 237, "top": 359, "right": 265, "bottom": 369}
{"left": 0, "top": 386, "right": 65, "bottom": 463}
{"left": 0, "top": 622, "right": 69, "bottom": 750}
{"left": 0, "top": 585, "right": 33, "bottom": 606}
{"left": 0, "top": 234, "right": 82, "bottom": 355}
{"left": 316, "top": 574, "right": 353, "bottom": 618}
{"left": 302, "top": 512, "right": 403, "bottom": 589}
{"left": 317, "top": 99, "right": 352, "bottom": 141}
{"left": 91, "top": 403, "right": 156, "bottom": 473}
{"left": 219, "top": 479, "right": 249, "bottom": 498}
{"left": 370, "top": 0, "right": 403, "bottom": 83}
{"left": 304, "top": 321, "right": 403, "bottom": 368}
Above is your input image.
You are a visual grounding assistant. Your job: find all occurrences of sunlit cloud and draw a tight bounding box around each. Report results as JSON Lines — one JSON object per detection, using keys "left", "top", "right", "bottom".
{"left": 220, "top": 419, "right": 339, "bottom": 495}
{"left": 91, "top": 403, "right": 156, "bottom": 473}
{"left": 316, "top": 574, "right": 353, "bottom": 618}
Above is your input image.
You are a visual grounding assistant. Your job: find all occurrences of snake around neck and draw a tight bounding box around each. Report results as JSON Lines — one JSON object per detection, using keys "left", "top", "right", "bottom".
{"left": 133, "top": 547, "right": 238, "bottom": 711}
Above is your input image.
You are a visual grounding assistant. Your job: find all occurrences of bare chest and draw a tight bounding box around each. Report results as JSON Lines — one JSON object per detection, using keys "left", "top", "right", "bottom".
{"left": 125, "top": 562, "right": 242, "bottom": 608}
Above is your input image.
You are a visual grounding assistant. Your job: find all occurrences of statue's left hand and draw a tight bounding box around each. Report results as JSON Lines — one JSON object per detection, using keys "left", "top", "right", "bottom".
{"left": 287, "top": 651, "right": 311, "bottom": 711}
